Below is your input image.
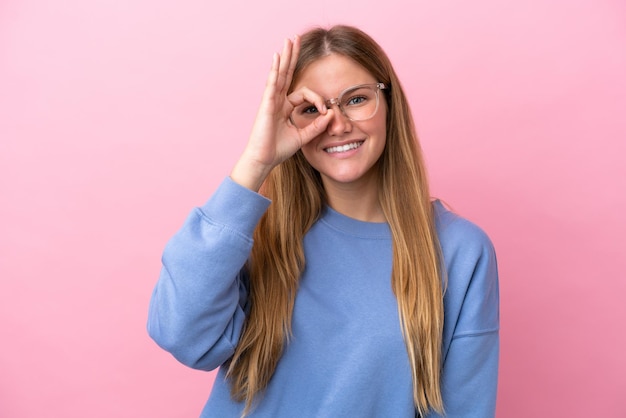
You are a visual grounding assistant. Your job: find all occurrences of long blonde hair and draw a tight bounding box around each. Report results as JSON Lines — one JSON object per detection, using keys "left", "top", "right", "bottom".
{"left": 227, "top": 25, "right": 445, "bottom": 416}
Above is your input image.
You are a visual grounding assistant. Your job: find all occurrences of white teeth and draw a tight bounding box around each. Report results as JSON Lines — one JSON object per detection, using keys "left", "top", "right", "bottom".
{"left": 325, "top": 141, "right": 363, "bottom": 154}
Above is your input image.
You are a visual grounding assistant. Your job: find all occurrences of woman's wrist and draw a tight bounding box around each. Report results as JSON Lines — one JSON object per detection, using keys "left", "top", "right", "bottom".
{"left": 230, "top": 156, "right": 273, "bottom": 192}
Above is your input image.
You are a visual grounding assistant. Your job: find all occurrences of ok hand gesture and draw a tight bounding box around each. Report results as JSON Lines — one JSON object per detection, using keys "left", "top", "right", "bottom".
{"left": 231, "top": 36, "right": 334, "bottom": 191}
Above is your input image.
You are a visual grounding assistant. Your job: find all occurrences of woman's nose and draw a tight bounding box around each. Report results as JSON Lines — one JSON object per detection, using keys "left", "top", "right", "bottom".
{"left": 326, "top": 106, "right": 352, "bottom": 136}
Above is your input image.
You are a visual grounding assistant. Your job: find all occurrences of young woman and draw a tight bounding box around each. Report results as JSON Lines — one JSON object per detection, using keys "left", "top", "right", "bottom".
{"left": 148, "top": 25, "right": 499, "bottom": 417}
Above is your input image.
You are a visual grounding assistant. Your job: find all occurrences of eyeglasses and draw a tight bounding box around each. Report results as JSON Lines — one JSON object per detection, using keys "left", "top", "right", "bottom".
{"left": 290, "top": 83, "right": 387, "bottom": 129}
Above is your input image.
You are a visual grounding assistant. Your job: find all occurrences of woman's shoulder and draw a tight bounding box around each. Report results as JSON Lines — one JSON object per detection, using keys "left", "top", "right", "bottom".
{"left": 431, "top": 200, "right": 500, "bottom": 342}
{"left": 432, "top": 199, "right": 496, "bottom": 259}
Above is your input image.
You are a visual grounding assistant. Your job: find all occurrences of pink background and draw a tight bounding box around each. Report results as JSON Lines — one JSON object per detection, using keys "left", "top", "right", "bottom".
{"left": 1, "top": 0, "right": 625, "bottom": 416}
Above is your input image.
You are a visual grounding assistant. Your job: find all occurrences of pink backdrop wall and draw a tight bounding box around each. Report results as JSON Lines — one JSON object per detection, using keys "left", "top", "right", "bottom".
{"left": 1, "top": 0, "right": 625, "bottom": 416}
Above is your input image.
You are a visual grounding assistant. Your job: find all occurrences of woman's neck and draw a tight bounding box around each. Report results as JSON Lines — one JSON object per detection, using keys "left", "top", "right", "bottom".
{"left": 321, "top": 175, "right": 385, "bottom": 223}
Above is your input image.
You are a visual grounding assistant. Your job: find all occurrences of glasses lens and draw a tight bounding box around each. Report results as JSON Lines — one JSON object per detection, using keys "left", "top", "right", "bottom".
{"left": 340, "top": 85, "right": 379, "bottom": 122}
{"left": 291, "top": 102, "right": 320, "bottom": 129}
{"left": 290, "top": 84, "right": 380, "bottom": 129}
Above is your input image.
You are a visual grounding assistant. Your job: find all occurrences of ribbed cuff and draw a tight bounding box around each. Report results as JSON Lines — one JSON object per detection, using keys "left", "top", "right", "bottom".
{"left": 199, "top": 177, "right": 271, "bottom": 238}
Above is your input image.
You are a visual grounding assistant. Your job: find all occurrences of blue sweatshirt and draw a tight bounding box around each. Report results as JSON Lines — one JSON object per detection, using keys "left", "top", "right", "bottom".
{"left": 148, "top": 177, "right": 499, "bottom": 417}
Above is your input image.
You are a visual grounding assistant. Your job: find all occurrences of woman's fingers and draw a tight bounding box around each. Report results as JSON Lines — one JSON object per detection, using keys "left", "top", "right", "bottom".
{"left": 261, "top": 51, "right": 280, "bottom": 108}
{"left": 275, "top": 38, "right": 293, "bottom": 94}
{"left": 287, "top": 87, "right": 327, "bottom": 115}
{"left": 298, "top": 108, "right": 334, "bottom": 145}
{"left": 286, "top": 87, "right": 331, "bottom": 146}
{"left": 283, "top": 35, "right": 300, "bottom": 93}
{"left": 265, "top": 52, "right": 280, "bottom": 91}
{"left": 261, "top": 37, "right": 299, "bottom": 116}
{"left": 243, "top": 35, "right": 337, "bottom": 171}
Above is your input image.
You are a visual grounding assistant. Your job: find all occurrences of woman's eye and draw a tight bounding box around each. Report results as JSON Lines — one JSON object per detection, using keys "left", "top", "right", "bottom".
{"left": 302, "top": 105, "right": 319, "bottom": 115}
{"left": 346, "top": 96, "right": 367, "bottom": 106}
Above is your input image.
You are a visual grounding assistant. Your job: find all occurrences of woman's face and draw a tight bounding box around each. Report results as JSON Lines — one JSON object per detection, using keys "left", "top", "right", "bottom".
{"left": 291, "top": 54, "right": 387, "bottom": 191}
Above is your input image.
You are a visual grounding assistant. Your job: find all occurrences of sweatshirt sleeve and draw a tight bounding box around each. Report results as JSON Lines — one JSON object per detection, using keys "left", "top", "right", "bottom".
{"left": 427, "top": 207, "right": 500, "bottom": 417}
{"left": 147, "top": 177, "right": 271, "bottom": 371}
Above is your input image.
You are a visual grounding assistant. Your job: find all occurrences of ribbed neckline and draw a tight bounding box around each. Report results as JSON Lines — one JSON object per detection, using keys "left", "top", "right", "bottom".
{"left": 319, "top": 200, "right": 449, "bottom": 239}
{"left": 319, "top": 206, "right": 391, "bottom": 239}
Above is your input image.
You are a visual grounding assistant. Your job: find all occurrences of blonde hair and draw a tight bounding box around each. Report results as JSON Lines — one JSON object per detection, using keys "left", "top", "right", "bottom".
{"left": 227, "top": 25, "right": 445, "bottom": 416}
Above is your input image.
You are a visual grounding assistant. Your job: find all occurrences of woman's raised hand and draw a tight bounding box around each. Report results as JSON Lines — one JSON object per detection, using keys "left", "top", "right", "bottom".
{"left": 230, "top": 36, "right": 334, "bottom": 191}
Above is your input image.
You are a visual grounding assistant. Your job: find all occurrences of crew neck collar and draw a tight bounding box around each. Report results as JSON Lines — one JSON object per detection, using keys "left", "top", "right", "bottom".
{"left": 319, "top": 205, "right": 391, "bottom": 239}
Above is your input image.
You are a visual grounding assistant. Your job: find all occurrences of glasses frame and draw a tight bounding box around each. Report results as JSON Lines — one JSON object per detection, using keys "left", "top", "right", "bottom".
{"left": 290, "top": 82, "right": 387, "bottom": 128}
